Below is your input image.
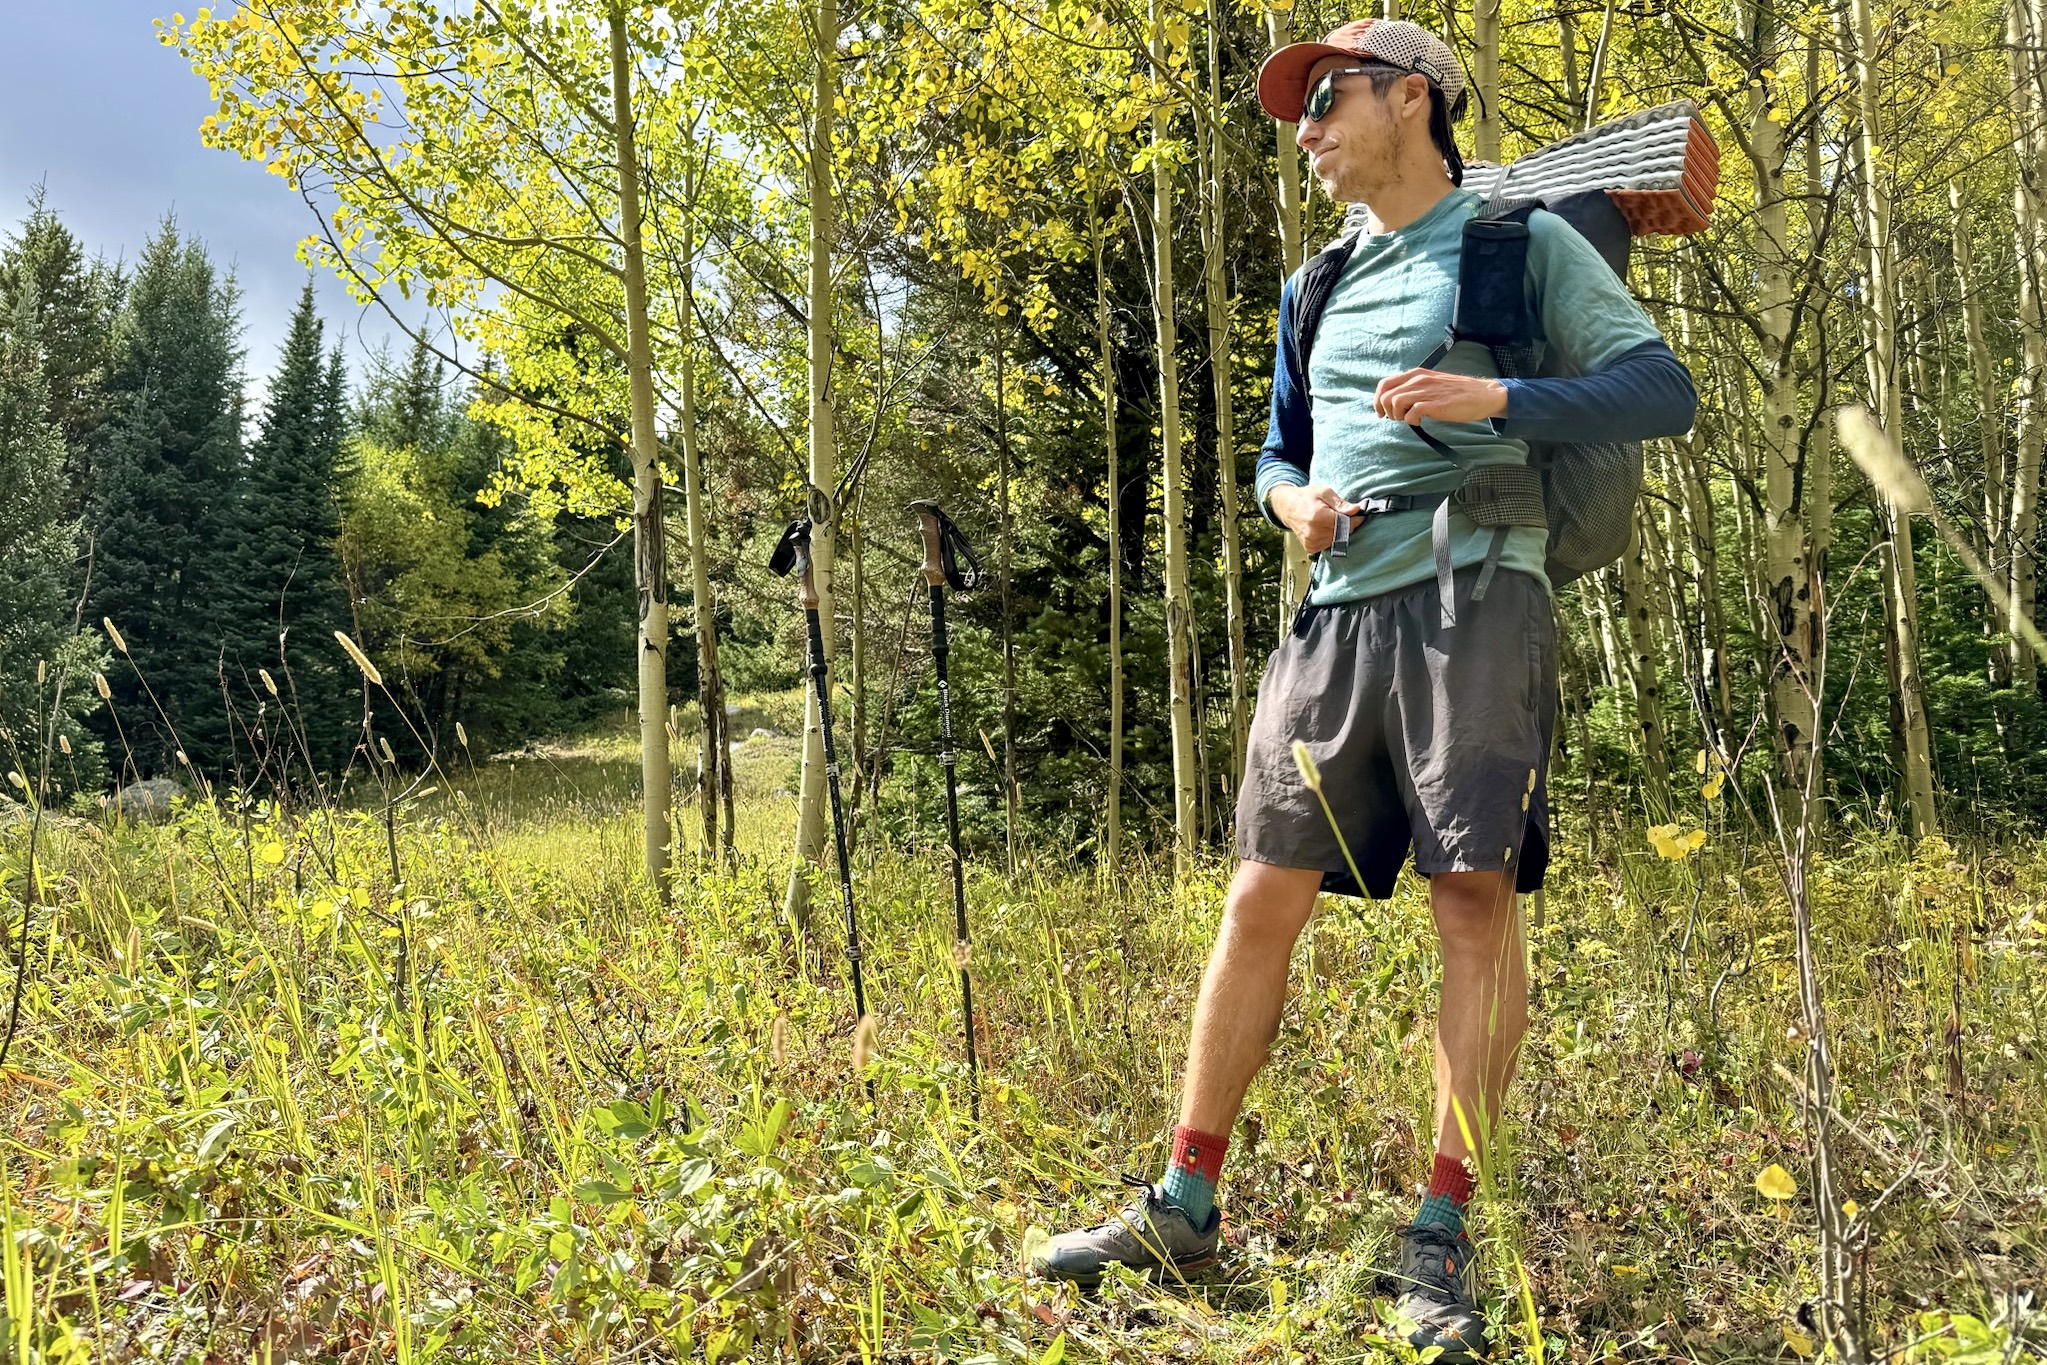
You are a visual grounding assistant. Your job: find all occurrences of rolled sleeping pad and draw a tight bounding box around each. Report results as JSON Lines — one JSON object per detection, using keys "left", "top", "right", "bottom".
{"left": 1343, "top": 99, "right": 1721, "bottom": 241}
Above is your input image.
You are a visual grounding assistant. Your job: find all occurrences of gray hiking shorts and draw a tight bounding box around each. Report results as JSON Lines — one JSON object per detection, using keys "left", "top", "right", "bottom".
{"left": 1236, "top": 566, "right": 1557, "bottom": 899}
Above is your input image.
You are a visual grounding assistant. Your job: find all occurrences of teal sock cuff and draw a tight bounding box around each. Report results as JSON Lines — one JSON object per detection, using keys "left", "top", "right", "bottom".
{"left": 1160, "top": 1163, "right": 1218, "bottom": 1227}
{"left": 1414, "top": 1190, "right": 1467, "bottom": 1238}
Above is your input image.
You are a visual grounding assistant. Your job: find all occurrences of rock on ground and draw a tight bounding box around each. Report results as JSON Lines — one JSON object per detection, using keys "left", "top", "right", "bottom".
{"left": 110, "top": 778, "right": 184, "bottom": 824}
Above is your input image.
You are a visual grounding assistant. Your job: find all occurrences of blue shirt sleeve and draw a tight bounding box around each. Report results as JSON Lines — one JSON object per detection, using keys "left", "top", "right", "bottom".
{"left": 1490, "top": 209, "right": 1697, "bottom": 444}
{"left": 1254, "top": 271, "right": 1312, "bottom": 528}
{"left": 1494, "top": 340, "right": 1697, "bottom": 442}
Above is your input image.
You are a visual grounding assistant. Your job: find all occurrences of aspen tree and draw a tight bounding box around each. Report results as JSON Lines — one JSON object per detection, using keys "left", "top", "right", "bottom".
{"left": 1841, "top": 0, "right": 1938, "bottom": 839}
{"left": 1949, "top": 175, "right": 2008, "bottom": 686}
{"left": 1668, "top": 265, "right": 1731, "bottom": 737}
{"left": 1151, "top": 0, "right": 1200, "bottom": 870}
{"left": 611, "top": 7, "right": 676, "bottom": 899}
{"left": 1729, "top": 0, "right": 1823, "bottom": 818}
{"left": 2007, "top": 0, "right": 2047, "bottom": 690}
{"left": 1267, "top": 4, "right": 1314, "bottom": 630}
{"left": 174, "top": 3, "right": 687, "bottom": 894}
{"left": 785, "top": 0, "right": 843, "bottom": 927}
{"left": 676, "top": 199, "right": 729, "bottom": 861}
{"left": 1619, "top": 505, "right": 1671, "bottom": 810}
{"left": 1202, "top": 0, "right": 1249, "bottom": 791}
{"left": 1094, "top": 195, "right": 1125, "bottom": 873}
{"left": 996, "top": 334, "right": 1020, "bottom": 872}
{"left": 1471, "top": 0, "right": 1502, "bottom": 161}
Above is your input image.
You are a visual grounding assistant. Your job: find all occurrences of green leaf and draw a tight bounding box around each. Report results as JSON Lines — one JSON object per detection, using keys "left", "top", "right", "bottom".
{"left": 195, "top": 1116, "right": 237, "bottom": 1163}
{"left": 675, "top": 1157, "right": 713, "bottom": 1199}
{"left": 572, "top": 1179, "right": 632, "bottom": 1206}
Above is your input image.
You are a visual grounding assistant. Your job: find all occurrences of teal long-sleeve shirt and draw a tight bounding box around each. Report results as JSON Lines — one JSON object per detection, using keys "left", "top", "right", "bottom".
{"left": 1254, "top": 187, "right": 1696, "bottom": 604}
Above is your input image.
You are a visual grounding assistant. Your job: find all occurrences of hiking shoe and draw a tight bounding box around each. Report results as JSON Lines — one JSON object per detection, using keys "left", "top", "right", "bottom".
{"left": 1029, "top": 1176, "right": 1222, "bottom": 1287}
{"left": 1378, "top": 1224, "right": 1489, "bottom": 1361}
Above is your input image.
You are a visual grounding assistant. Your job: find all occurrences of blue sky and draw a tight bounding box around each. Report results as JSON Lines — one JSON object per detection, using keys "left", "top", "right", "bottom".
{"left": 0, "top": 3, "right": 410, "bottom": 397}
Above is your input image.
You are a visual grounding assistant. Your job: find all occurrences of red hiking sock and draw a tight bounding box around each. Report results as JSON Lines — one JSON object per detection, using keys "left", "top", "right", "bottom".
{"left": 1160, "top": 1124, "right": 1228, "bottom": 1225}
{"left": 1415, "top": 1151, "right": 1474, "bottom": 1236}
{"left": 1427, "top": 1151, "right": 1474, "bottom": 1205}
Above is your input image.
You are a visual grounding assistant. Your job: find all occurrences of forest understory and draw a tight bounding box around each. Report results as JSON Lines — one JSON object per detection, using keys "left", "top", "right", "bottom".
{"left": 1, "top": 720, "right": 2042, "bottom": 1364}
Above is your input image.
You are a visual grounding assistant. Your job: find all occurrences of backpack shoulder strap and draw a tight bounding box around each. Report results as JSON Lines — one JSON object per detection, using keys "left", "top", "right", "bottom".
{"left": 1288, "top": 230, "right": 1361, "bottom": 400}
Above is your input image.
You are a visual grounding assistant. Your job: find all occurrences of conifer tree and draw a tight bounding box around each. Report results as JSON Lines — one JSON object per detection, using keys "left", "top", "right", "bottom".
{"left": 0, "top": 189, "right": 120, "bottom": 519}
{"left": 0, "top": 306, "right": 106, "bottom": 795}
{"left": 85, "top": 220, "right": 244, "bottom": 777}
{"left": 222, "top": 282, "right": 353, "bottom": 770}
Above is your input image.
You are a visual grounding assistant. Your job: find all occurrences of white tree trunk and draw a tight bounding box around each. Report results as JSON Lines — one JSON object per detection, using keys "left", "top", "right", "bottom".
{"left": 1266, "top": 7, "right": 1313, "bottom": 631}
{"left": 1844, "top": 0, "right": 1937, "bottom": 838}
{"left": 678, "top": 212, "right": 725, "bottom": 862}
{"left": 1618, "top": 508, "right": 1671, "bottom": 811}
{"left": 1095, "top": 199, "right": 1124, "bottom": 873}
{"left": 1471, "top": 0, "right": 1501, "bottom": 161}
{"left": 1153, "top": 0, "right": 1199, "bottom": 872}
{"left": 609, "top": 10, "right": 671, "bottom": 899}
{"left": 1203, "top": 0, "right": 1248, "bottom": 795}
{"left": 1949, "top": 178, "right": 2008, "bottom": 683}
{"left": 2008, "top": 0, "right": 2047, "bottom": 691}
{"left": 785, "top": 0, "right": 841, "bottom": 927}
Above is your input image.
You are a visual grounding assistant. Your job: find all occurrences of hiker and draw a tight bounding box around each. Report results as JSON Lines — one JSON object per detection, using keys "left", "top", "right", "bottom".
{"left": 1029, "top": 19, "right": 1697, "bottom": 1360}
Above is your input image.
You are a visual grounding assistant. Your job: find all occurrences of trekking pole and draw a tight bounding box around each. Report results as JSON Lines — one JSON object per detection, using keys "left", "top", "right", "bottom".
{"left": 769, "top": 520, "right": 872, "bottom": 1048}
{"left": 909, "top": 500, "right": 984, "bottom": 1120}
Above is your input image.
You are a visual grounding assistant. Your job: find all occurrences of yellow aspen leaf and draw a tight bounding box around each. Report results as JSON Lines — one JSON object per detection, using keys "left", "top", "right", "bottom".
{"left": 1842, "top": 1199, "right": 1860, "bottom": 1219}
{"left": 1694, "top": 749, "right": 1708, "bottom": 775}
{"left": 1756, "top": 1163, "right": 1798, "bottom": 1199}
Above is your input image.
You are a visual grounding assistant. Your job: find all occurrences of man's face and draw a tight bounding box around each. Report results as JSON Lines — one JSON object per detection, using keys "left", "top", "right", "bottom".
{"left": 1295, "top": 57, "right": 1414, "bottom": 203}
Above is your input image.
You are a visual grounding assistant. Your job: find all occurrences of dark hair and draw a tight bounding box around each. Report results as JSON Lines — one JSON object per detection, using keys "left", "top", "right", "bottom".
{"left": 1358, "top": 63, "right": 1466, "bottom": 187}
{"left": 1429, "top": 89, "right": 1465, "bottom": 186}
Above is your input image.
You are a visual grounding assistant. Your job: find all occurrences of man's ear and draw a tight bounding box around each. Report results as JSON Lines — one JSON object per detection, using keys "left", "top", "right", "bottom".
{"left": 1403, "top": 74, "right": 1434, "bottom": 121}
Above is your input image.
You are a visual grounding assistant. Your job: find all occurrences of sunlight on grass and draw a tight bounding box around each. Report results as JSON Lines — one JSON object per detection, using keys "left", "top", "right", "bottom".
{"left": 0, "top": 724, "right": 2042, "bottom": 1360}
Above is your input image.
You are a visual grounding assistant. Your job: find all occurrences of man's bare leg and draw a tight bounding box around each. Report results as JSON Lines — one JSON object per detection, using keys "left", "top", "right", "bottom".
{"left": 1428, "top": 868, "right": 1529, "bottom": 1170}
{"left": 1177, "top": 860, "right": 1325, "bottom": 1134}
{"left": 1028, "top": 860, "right": 1323, "bottom": 1283}
{"left": 1386, "top": 871, "right": 1524, "bottom": 1365}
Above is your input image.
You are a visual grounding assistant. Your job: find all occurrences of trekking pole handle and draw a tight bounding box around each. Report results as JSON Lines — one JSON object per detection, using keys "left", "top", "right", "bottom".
{"left": 912, "top": 504, "right": 947, "bottom": 589}
{"left": 794, "top": 543, "right": 820, "bottom": 611}
{"left": 769, "top": 518, "right": 822, "bottom": 610}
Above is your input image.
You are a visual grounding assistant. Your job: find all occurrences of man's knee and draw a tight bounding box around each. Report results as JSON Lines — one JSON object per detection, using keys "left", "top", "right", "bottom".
{"left": 1219, "top": 860, "right": 1322, "bottom": 946}
{"left": 1430, "top": 869, "right": 1519, "bottom": 954}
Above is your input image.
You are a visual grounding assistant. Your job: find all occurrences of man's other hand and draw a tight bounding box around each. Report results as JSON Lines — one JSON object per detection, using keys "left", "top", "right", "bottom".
{"left": 1374, "top": 368, "right": 1508, "bottom": 425}
{"left": 1269, "top": 483, "right": 1361, "bottom": 555}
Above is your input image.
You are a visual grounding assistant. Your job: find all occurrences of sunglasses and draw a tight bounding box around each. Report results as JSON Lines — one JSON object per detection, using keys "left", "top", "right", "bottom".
{"left": 1302, "top": 62, "right": 1410, "bottom": 122}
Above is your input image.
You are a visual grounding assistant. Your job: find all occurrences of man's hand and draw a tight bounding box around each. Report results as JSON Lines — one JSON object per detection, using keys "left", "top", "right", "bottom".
{"left": 1374, "top": 368, "right": 1508, "bottom": 425}
{"left": 1269, "top": 483, "right": 1361, "bottom": 555}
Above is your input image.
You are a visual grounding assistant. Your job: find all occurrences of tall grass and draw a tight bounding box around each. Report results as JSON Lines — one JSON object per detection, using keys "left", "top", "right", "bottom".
{"left": 0, "top": 725, "right": 2043, "bottom": 1360}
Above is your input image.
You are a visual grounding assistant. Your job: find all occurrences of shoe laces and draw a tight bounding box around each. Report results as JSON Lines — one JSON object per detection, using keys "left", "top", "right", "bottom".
{"left": 1080, "top": 1174, "right": 1160, "bottom": 1234}
{"left": 1382, "top": 1223, "right": 1472, "bottom": 1301}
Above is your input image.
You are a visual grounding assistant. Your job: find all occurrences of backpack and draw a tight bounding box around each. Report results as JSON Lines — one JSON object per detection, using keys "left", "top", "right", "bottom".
{"left": 1292, "top": 188, "right": 1643, "bottom": 623}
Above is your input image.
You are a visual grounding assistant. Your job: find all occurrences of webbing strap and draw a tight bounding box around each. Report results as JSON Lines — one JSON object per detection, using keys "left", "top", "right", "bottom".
{"left": 1474, "top": 526, "right": 1510, "bottom": 602}
{"left": 1433, "top": 518, "right": 1511, "bottom": 629}
{"left": 1433, "top": 498, "right": 1457, "bottom": 628}
{"left": 1406, "top": 330, "right": 1536, "bottom": 625}
{"left": 1319, "top": 493, "right": 1444, "bottom": 564}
